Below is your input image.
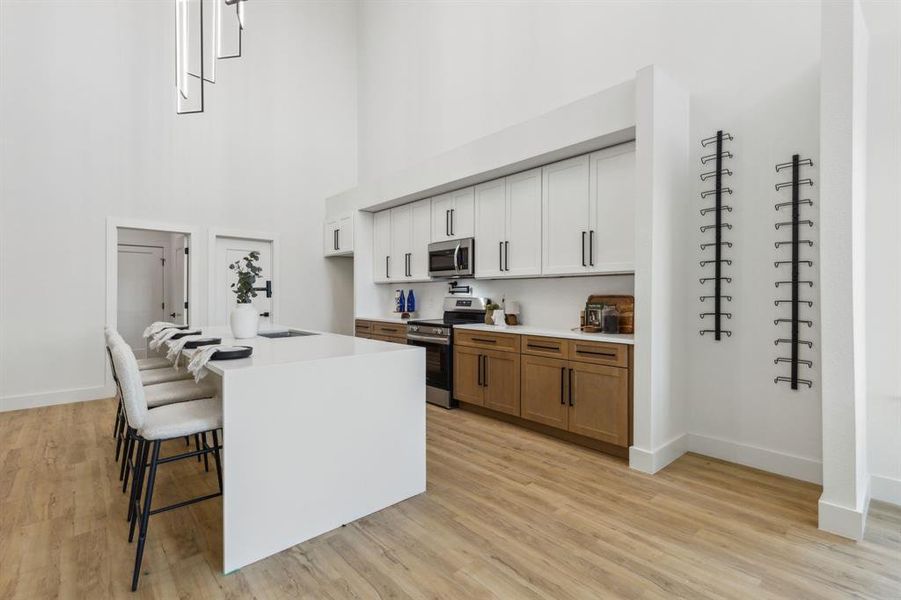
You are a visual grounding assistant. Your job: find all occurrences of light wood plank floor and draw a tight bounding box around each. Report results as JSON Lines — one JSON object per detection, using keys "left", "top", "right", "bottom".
{"left": 1, "top": 399, "right": 899, "bottom": 599}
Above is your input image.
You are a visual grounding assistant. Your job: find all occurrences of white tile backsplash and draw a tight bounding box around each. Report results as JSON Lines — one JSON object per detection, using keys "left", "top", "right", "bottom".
{"left": 379, "top": 274, "right": 634, "bottom": 330}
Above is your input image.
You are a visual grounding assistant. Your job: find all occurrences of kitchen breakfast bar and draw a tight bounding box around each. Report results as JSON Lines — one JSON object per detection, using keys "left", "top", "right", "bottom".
{"left": 180, "top": 327, "right": 426, "bottom": 573}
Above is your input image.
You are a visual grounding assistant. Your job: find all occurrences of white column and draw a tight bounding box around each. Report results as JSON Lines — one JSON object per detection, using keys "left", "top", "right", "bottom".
{"left": 818, "top": 0, "right": 870, "bottom": 540}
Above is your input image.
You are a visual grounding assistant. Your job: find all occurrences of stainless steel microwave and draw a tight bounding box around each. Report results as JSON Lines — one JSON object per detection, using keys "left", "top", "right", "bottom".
{"left": 428, "top": 238, "right": 474, "bottom": 278}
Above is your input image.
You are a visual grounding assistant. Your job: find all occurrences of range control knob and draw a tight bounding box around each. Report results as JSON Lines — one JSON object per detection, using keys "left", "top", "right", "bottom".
{"left": 409, "top": 325, "right": 419, "bottom": 332}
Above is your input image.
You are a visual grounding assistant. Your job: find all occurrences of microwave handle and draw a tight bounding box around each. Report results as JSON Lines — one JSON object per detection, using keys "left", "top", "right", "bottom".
{"left": 453, "top": 242, "right": 461, "bottom": 272}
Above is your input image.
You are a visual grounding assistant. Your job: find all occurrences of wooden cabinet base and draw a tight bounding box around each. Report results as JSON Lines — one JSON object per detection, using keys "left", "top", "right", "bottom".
{"left": 457, "top": 401, "right": 629, "bottom": 460}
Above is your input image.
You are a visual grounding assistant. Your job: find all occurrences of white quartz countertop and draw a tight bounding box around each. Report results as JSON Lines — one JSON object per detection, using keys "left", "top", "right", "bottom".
{"left": 453, "top": 323, "right": 635, "bottom": 345}
{"left": 175, "top": 325, "right": 419, "bottom": 375}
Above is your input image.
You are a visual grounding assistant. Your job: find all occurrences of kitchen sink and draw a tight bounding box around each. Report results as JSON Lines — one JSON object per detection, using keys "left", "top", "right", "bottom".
{"left": 258, "top": 330, "right": 319, "bottom": 339}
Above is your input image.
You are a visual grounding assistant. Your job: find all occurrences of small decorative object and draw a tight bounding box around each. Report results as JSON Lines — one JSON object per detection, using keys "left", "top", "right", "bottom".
{"left": 407, "top": 289, "right": 416, "bottom": 313}
{"left": 505, "top": 301, "right": 521, "bottom": 326}
{"left": 228, "top": 250, "right": 262, "bottom": 339}
{"left": 484, "top": 301, "right": 500, "bottom": 325}
{"left": 601, "top": 305, "right": 620, "bottom": 334}
{"left": 583, "top": 295, "right": 634, "bottom": 333}
{"left": 394, "top": 289, "right": 406, "bottom": 314}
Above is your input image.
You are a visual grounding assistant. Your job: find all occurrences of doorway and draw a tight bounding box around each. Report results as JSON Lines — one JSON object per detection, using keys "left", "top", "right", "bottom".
{"left": 211, "top": 233, "right": 277, "bottom": 328}
{"left": 116, "top": 228, "right": 190, "bottom": 357}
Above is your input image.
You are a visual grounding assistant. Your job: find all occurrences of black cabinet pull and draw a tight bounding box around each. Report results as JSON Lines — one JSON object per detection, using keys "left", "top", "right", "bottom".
{"left": 581, "top": 232, "right": 587, "bottom": 266}
{"left": 589, "top": 230, "right": 594, "bottom": 266}
{"left": 560, "top": 366, "right": 566, "bottom": 405}
{"left": 477, "top": 354, "right": 483, "bottom": 386}
{"left": 483, "top": 355, "right": 488, "bottom": 387}
{"left": 336, "top": 229, "right": 340, "bottom": 251}
{"left": 528, "top": 343, "right": 558, "bottom": 351}
{"left": 505, "top": 241, "right": 509, "bottom": 271}
{"left": 471, "top": 337, "right": 497, "bottom": 344}
{"left": 446, "top": 210, "right": 450, "bottom": 236}
{"left": 450, "top": 208, "right": 455, "bottom": 236}
{"left": 385, "top": 256, "right": 389, "bottom": 279}
{"left": 576, "top": 349, "right": 617, "bottom": 358}
{"left": 568, "top": 368, "right": 574, "bottom": 406}
{"left": 499, "top": 242, "right": 503, "bottom": 271}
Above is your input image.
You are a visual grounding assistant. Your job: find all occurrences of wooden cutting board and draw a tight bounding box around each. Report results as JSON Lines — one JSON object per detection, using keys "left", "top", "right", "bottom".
{"left": 586, "top": 294, "right": 634, "bottom": 334}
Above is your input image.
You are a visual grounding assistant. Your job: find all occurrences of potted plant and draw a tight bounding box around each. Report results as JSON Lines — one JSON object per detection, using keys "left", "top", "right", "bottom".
{"left": 229, "top": 251, "right": 262, "bottom": 339}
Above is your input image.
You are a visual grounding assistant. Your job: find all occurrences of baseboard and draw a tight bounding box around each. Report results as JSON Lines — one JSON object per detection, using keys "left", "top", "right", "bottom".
{"left": 818, "top": 482, "right": 871, "bottom": 541}
{"left": 686, "top": 433, "right": 822, "bottom": 484}
{"left": 629, "top": 434, "right": 687, "bottom": 474}
{"left": 0, "top": 384, "right": 113, "bottom": 412}
{"left": 871, "top": 474, "right": 901, "bottom": 506}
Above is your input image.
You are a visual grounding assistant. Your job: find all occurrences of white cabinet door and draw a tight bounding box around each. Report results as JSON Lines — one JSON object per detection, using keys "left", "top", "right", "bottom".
{"left": 504, "top": 168, "right": 542, "bottom": 278}
{"left": 431, "top": 187, "right": 474, "bottom": 241}
{"left": 323, "top": 220, "right": 338, "bottom": 257}
{"left": 448, "top": 187, "right": 474, "bottom": 239}
{"left": 390, "top": 204, "right": 413, "bottom": 281}
{"left": 474, "top": 178, "right": 507, "bottom": 278}
{"left": 431, "top": 193, "right": 454, "bottom": 242}
{"left": 337, "top": 214, "right": 354, "bottom": 254}
{"left": 542, "top": 155, "right": 591, "bottom": 275}
{"left": 589, "top": 143, "right": 635, "bottom": 273}
{"left": 409, "top": 198, "right": 432, "bottom": 281}
{"left": 372, "top": 210, "right": 392, "bottom": 283}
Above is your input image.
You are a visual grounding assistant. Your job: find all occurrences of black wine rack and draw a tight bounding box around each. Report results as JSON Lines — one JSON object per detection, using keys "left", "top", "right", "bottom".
{"left": 773, "top": 154, "right": 815, "bottom": 389}
{"left": 699, "top": 130, "right": 733, "bottom": 340}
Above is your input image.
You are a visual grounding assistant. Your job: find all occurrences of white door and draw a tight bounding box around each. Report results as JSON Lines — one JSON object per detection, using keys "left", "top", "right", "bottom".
{"left": 589, "top": 142, "right": 636, "bottom": 273}
{"left": 474, "top": 178, "right": 507, "bottom": 278}
{"left": 372, "top": 210, "right": 392, "bottom": 283}
{"left": 337, "top": 215, "right": 353, "bottom": 253}
{"left": 430, "top": 193, "right": 454, "bottom": 242}
{"left": 505, "top": 167, "right": 543, "bottom": 278}
{"left": 170, "top": 238, "right": 189, "bottom": 325}
{"left": 215, "top": 237, "right": 273, "bottom": 328}
{"left": 390, "top": 204, "right": 412, "bottom": 281}
{"left": 117, "top": 245, "right": 166, "bottom": 358}
{"left": 408, "top": 198, "right": 432, "bottom": 280}
{"left": 542, "top": 155, "right": 591, "bottom": 275}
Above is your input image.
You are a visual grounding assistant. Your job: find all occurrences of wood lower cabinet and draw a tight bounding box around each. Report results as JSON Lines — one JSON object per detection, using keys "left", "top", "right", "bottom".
{"left": 454, "top": 346, "right": 520, "bottom": 415}
{"left": 355, "top": 319, "right": 406, "bottom": 344}
{"left": 568, "top": 361, "right": 629, "bottom": 446}
{"left": 454, "top": 346, "right": 484, "bottom": 406}
{"left": 521, "top": 355, "right": 568, "bottom": 429}
{"left": 482, "top": 348, "right": 520, "bottom": 416}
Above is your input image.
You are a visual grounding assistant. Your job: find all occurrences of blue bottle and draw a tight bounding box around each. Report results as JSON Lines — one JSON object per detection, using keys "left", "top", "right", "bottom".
{"left": 407, "top": 289, "right": 416, "bottom": 313}
{"left": 395, "top": 289, "right": 406, "bottom": 313}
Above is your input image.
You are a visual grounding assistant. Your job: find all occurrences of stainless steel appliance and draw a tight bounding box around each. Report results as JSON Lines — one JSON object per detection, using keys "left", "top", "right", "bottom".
{"left": 406, "top": 296, "right": 487, "bottom": 408}
{"left": 428, "top": 237, "right": 475, "bottom": 278}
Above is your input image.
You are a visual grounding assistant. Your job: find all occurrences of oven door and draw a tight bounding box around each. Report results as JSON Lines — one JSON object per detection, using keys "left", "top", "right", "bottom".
{"left": 428, "top": 238, "right": 474, "bottom": 278}
{"left": 405, "top": 334, "right": 454, "bottom": 407}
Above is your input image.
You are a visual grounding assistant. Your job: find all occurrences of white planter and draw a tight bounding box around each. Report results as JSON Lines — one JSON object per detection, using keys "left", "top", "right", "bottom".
{"left": 230, "top": 303, "right": 259, "bottom": 339}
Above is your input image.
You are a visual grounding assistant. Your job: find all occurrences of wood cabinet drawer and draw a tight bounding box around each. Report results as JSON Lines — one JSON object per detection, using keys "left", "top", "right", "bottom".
{"left": 521, "top": 335, "right": 569, "bottom": 359}
{"left": 370, "top": 321, "right": 407, "bottom": 338}
{"left": 568, "top": 340, "right": 628, "bottom": 367}
{"left": 354, "top": 320, "right": 372, "bottom": 337}
{"left": 455, "top": 329, "right": 520, "bottom": 353}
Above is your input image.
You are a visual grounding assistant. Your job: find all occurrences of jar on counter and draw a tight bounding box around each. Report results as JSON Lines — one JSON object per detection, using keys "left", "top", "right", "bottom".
{"left": 601, "top": 305, "right": 620, "bottom": 334}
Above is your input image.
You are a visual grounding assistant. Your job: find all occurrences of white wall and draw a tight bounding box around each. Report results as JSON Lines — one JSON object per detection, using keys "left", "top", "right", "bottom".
{"left": 356, "top": 1, "right": 824, "bottom": 479}
{"left": 864, "top": 1, "right": 901, "bottom": 506}
{"left": 0, "top": 1, "right": 357, "bottom": 410}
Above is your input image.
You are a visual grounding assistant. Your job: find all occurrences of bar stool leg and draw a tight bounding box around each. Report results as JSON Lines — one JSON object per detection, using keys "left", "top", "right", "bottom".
{"left": 132, "top": 440, "right": 161, "bottom": 592}
{"left": 127, "top": 439, "right": 147, "bottom": 525}
{"left": 119, "top": 428, "right": 134, "bottom": 482}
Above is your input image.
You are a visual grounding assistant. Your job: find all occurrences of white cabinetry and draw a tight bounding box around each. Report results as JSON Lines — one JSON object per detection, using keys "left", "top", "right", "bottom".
{"left": 542, "top": 143, "right": 635, "bottom": 275}
{"left": 372, "top": 210, "right": 391, "bottom": 283}
{"left": 431, "top": 187, "right": 474, "bottom": 242}
{"left": 323, "top": 213, "right": 354, "bottom": 257}
{"left": 373, "top": 199, "right": 431, "bottom": 283}
{"left": 474, "top": 168, "right": 542, "bottom": 278}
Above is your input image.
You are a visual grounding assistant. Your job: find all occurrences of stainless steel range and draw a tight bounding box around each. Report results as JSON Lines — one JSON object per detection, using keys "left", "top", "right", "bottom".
{"left": 406, "top": 296, "right": 487, "bottom": 408}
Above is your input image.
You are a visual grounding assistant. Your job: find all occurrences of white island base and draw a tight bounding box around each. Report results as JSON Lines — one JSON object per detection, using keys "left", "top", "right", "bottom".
{"left": 193, "top": 329, "right": 426, "bottom": 573}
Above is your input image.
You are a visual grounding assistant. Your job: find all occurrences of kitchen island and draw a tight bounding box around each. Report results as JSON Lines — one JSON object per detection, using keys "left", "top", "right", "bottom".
{"left": 177, "top": 326, "right": 425, "bottom": 573}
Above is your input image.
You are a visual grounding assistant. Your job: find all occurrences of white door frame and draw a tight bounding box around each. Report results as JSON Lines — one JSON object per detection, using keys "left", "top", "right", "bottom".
{"left": 106, "top": 217, "right": 201, "bottom": 332}
{"left": 208, "top": 228, "right": 281, "bottom": 326}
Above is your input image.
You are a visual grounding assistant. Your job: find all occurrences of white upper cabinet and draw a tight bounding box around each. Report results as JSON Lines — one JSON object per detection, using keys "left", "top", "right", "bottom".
{"left": 431, "top": 187, "right": 474, "bottom": 242}
{"left": 323, "top": 213, "right": 354, "bottom": 257}
{"left": 541, "top": 155, "right": 591, "bottom": 275}
{"left": 474, "top": 178, "right": 507, "bottom": 278}
{"left": 504, "top": 168, "right": 542, "bottom": 277}
{"left": 408, "top": 198, "right": 432, "bottom": 280}
{"left": 374, "top": 198, "right": 432, "bottom": 283}
{"left": 589, "top": 142, "right": 635, "bottom": 273}
{"left": 474, "top": 168, "right": 542, "bottom": 278}
{"left": 372, "top": 210, "right": 391, "bottom": 283}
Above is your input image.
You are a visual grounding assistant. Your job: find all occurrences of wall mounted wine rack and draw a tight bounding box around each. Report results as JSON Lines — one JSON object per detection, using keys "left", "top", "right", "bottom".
{"left": 699, "top": 130, "right": 733, "bottom": 340}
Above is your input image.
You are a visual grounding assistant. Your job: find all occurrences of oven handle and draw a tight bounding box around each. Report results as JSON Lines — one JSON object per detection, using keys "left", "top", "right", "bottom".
{"left": 406, "top": 333, "right": 450, "bottom": 346}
